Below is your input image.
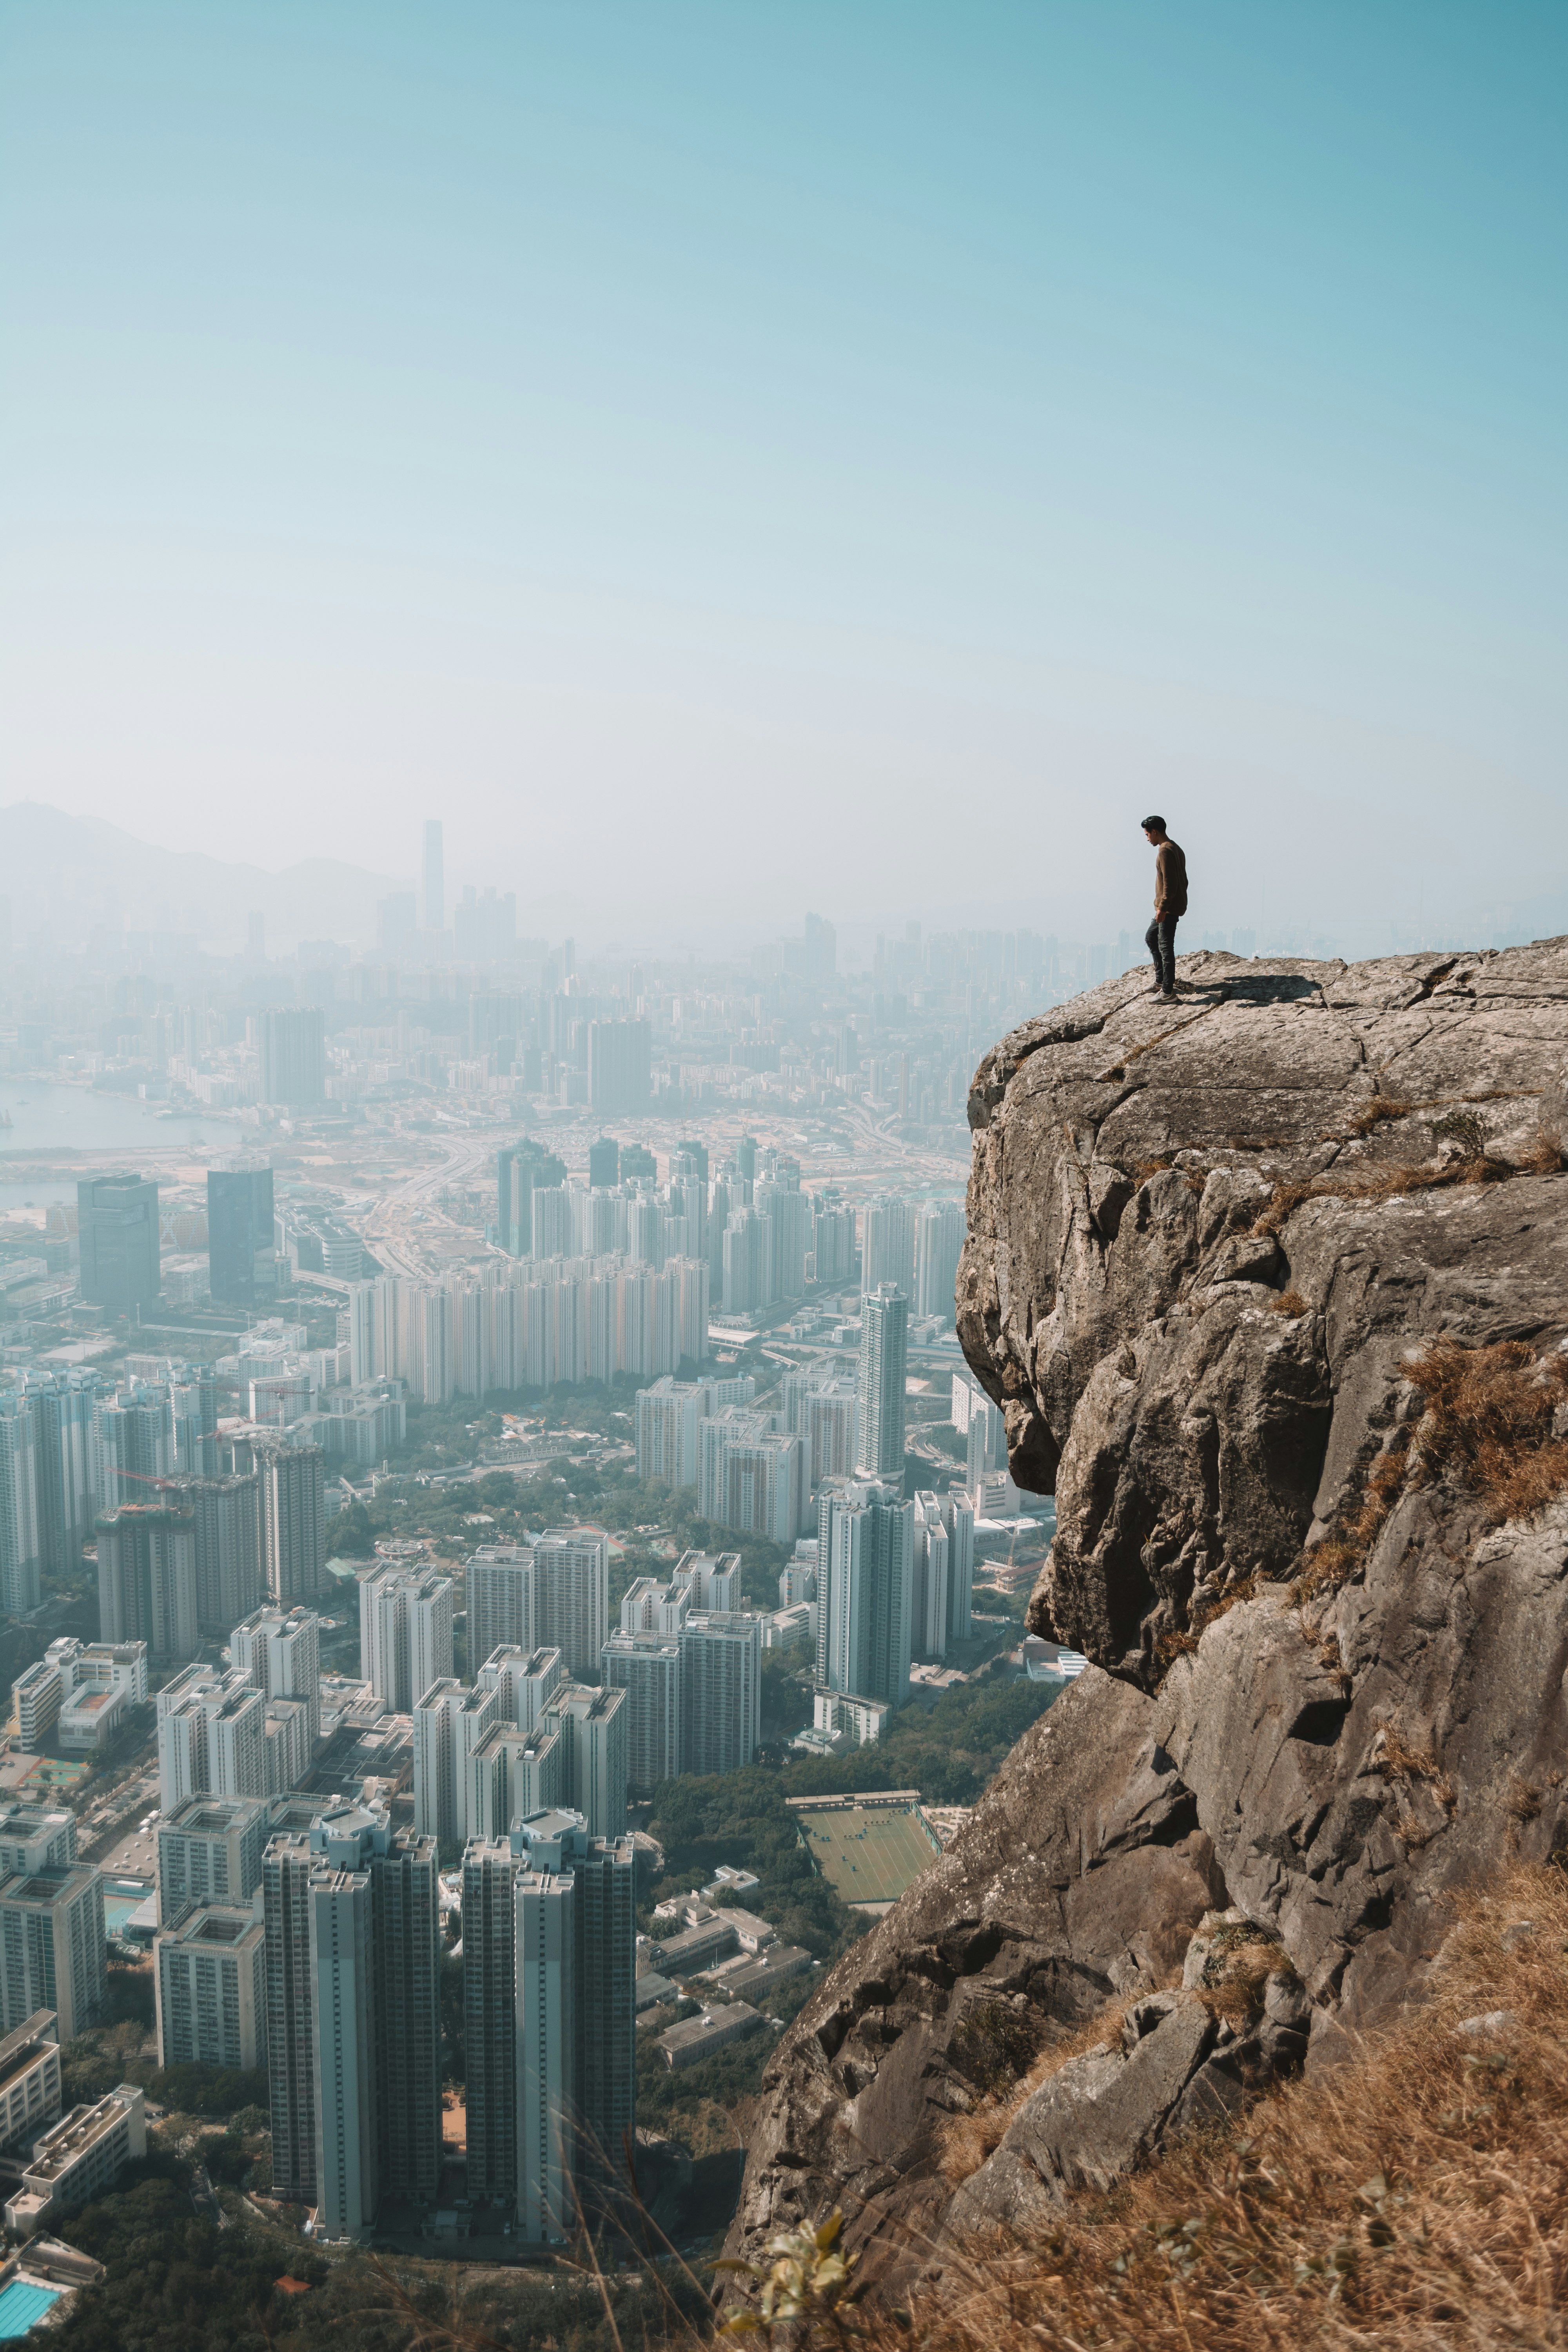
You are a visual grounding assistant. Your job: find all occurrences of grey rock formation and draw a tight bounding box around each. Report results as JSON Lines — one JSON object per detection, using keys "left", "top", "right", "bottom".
{"left": 724, "top": 947, "right": 1568, "bottom": 2303}
{"left": 958, "top": 942, "right": 1568, "bottom": 1682}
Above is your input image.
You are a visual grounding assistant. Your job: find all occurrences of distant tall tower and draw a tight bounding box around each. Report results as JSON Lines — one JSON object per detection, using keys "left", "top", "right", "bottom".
{"left": 856, "top": 1283, "right": 909, "bottom": 1479}
{"left": 422, "top": 820, "right": 444, "bottom": 934}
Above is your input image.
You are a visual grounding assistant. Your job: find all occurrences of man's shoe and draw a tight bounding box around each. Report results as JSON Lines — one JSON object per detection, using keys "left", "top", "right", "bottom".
{"left": 1160, "top": 989, "right": 1178, "bottom": 1001}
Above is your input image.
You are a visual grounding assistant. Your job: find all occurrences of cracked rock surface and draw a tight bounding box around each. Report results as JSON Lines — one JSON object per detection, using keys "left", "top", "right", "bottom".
{"left": 724, "top": 945, "right": 1568, "bottom": 2305}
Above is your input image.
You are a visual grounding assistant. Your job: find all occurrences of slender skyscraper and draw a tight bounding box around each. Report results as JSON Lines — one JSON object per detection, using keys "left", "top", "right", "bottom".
{"left": 817, "top": 1479, "right": 914, "bottom": 1713}
{"left": 856, "top": 1283, "right": 909, "bottom": 1479}
{"left": 422, "top": 819, "right": 444, "bottom": 934}
{"left": 254, "top": 1441, "right": 326, "bottom": 1606}
{"left": 531, "top": 1528, "right": 610, "bottom": 1684}
{"left": 23, "top": 1372, "right": 104, "bottom": 1579}
{"left": 264, "top": 1805, "right": 440, "bottom": 2242}
{"left": 102, "top": 1384, "right": 173, "bottom": 1507}
{"left": 0, "top": 1394, "right": 41, "bottom": 1620}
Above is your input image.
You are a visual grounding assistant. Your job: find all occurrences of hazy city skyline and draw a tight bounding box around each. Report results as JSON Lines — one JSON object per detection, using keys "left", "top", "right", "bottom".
{"left": 3, "top": 7, "right": 1565, "bottom": 955}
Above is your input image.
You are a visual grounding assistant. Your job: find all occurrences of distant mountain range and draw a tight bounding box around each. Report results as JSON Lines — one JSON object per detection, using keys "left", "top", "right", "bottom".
{"left": 0, "top": 802, "right": 407, "bottom": 956}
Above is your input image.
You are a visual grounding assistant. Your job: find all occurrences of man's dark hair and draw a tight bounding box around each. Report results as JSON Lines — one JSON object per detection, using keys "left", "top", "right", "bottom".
{"left": 1142, "top": 814, "right": 1166, "bottom": 832}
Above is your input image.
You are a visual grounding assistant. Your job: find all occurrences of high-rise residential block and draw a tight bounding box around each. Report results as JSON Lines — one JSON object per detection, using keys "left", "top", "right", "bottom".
{"left": 475, "top": 1643, "right": 566, "bottom": 1733}
{"left": 467, "top": 1723, "right": 564, "bottom": 1840}
{"left": 207, "top": 1165, "right": 277, "bottom": 1303}
{"left": 162, "top": 1473, "right": 263, "bottom": 1639}
{"left": 231, "top": 1605, "right": 322, "bottom": 1740}
{"left": 154, "top": 1904, "right": 267, "bottom": 2069}
{"left": 587, "top": 1018, "right": 650, "bottom": 1115}
{"left": 530, "top": 1528, "right": 609, "bottom": 1685}
{"left": 697, "top": 1411, "right": 808, "bottom": 1545}
{"left": 466, "top": 1544, "right": 534, "bottom": 1672}
{"left": 512, "top": 1811, "right": 637, "bottom": 2241}
{"left": 913, "top": 1201, "right": 966, "bottom": 1325}
{"left": 599, "top": 1633, "right": 682, "bottom": 1798}
{"left": 265, "top": 1806, "right": 441, "bottom": 2242}
{"left": 461, "top": 1838, "right": 522, "bottom": 2206}
{"left": 22, "top": 1371, "right": 105, "bottom": 1579}
{"left": 96, "top": 1503, "right": 198, "bottom": 1661}
{"left": 77, "top": 1175, "right": 160, "bottom": 1316}
{"left": 254, "top": 1440, "right": 325, "bottom": 1606}
{"left": 941, "top": 1485, "right": 975, "bottom": 1648}
{"left": 101, "top": 1384, "right": 172, "bottom": 1508}
{"left": 259, "top": 1007, "right": 326, "bottom": 1107}
{"left": 860, "top": 1196, "right": 914, "bottom": 1300}
{"left": 810, "top": 1196, "right": 856, "bottom": 1288}
{"left": 157, "top": 1794, "right": 273, "bottom": 1927}
{"left": 634, "top": 1374, "right": 756, "bottom": 1488}
{"left": 0, "top": 1394, "right": 40, "bottom": 1620}
{"left": 911, "top": 1491, "right": 950, "bottom": 1659}
{"left": 0, "top": 1806, "right": 76, "bottom": 1879}
{"left": 782, "top": 1365, "right": 858, "bottom": 1488}
{"left": 544, "top": 1685, "right": 628, "bottom": 1840}
{"left": 671, "top": 1547, "right": 740, "bottom": 1612}
{"left": 359, "top": 1568, "right": 455, "bottom": 1713}
{"left": 0, "top": 1864, "right": 106, "bottom": 2041}
{"left": 168, "top": 1363, "right": 219, "bottom": 1477}
{"left": 678, "top": 1613, "right": 761, "bottom": 1776}
{"left": 413, "top": 1679, "right": 500, "bottom": 1844}
{"left": 856, "top": 1284, "right": 909, "bottom": 1479}
{"left": 817, "top": 1479, "right": 914, "bottom": 1713}
{"left": 156, "top": 1667, "right": 267, "bottom": 1810}
{"left": 495, "top": 1142, "right": 568, "bottom": 1258}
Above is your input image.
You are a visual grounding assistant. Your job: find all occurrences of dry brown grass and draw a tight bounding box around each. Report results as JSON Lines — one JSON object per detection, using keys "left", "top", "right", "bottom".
{"left": 859, "top": 1862, "right": 1568, "bottom": 2352}
{"left": 1407, "top": 1336, "right": 1568, "bottom": 1524}
{"left": 1271, "top": 1289, "right": 1308, "bottom": 1317}
{"left": 1522, "top": 1125, "right": 1565, "bottom": 1175}
{"left": 1298, "top": 1338, "right": 1568, "bottom": 1604}
{"left": 1135, "top": 1158, "right": 1175, "bottom": 1183}
{"left": 938, "top": 1998, "right": 1141, "bottom": 2187}
{"left": 1347, "top": 1096, "right": 1414, "bottom": 1134}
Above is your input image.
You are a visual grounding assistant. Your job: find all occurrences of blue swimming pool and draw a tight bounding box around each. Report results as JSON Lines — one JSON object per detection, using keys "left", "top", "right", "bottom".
{"left": 0, "top": 2278, "right": 62, "bottom": 2337}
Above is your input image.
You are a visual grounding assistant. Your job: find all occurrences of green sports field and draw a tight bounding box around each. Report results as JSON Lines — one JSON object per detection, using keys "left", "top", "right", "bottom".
{"left": 796, "top": 1804, "right": 940, "bottom": 1905}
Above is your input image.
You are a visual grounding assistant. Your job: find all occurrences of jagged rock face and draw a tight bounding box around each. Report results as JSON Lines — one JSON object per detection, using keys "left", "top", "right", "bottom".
{"left": 724, "top": 946, "right": 1568, "bottom": 2305}
{"left": 958, "top": 944, "right": 1568, "bottom": 1684}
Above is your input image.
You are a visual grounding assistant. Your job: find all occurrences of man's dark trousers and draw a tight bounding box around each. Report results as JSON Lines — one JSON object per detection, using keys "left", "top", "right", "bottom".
{"left": 1146, "top": 915, "right": 1179, "bottom": 993}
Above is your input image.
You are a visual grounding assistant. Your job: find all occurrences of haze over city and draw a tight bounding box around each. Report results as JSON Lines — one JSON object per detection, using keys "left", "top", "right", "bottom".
{"left": 0, "top": 2, "right": 1562, "bottom": 2335}
{"left": 3, "top": 4, "right": 1566, "bottom": 954}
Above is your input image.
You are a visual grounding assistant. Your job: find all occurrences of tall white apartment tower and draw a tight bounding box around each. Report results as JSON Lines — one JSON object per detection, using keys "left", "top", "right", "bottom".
{"left": 510, "top": 1809, "right": 637, "bottom": 2243}
{"left": 359, "top": 1569, "right": 455, "bottom": 1713}
{"left": 817, "top": 1479, "right": 915, "bottom": 1713}
{"left": 530, "top": 1529, "right": 609, "bottom": 1685}
{"left": 0, "top": 1392, "right": 40, "bottom": 1621}
{"left": 855, "top": 1285, "right": 909, "bottom": 1479}
{"left": 466, "top": 1546, "right": 535, "bottom": 1673}
{"left": 913, "top": 1201, "right": 967, "bottom": 1325}
{"left": 231, "top": 1606, "right": 322, "bottom": 1740}
{"left": 22, "top": 1371, "right": 104, "bottom": 1581}
{"left": 265, "top": 1805, "right": 440, "bottom": 2243}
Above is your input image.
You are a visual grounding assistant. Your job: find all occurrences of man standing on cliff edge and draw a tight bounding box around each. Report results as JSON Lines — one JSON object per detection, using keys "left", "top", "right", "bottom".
{"left": 1143, "top": 816, "right": 1188, "bottom": 1000}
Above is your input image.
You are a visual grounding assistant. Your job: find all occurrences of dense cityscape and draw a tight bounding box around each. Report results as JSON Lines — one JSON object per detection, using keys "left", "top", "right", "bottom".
{"left": 0, "top": 818, "right": 1075, "bottom": 2281}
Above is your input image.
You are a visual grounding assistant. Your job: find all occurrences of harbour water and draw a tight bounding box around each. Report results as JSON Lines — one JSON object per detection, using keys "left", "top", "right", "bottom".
{"left": 0, "top": 1081, "right": 223, "bottom": 1202}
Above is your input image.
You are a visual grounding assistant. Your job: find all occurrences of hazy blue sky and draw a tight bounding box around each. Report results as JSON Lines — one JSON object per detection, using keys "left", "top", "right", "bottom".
{"left": 1, "top": 3, "right": 1563, "bottom": 950}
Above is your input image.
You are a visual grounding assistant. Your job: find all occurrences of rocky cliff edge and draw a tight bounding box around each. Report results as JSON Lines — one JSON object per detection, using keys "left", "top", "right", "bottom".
{"left": 726, "top": 943, "right": 1568, "bottom": 2300}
